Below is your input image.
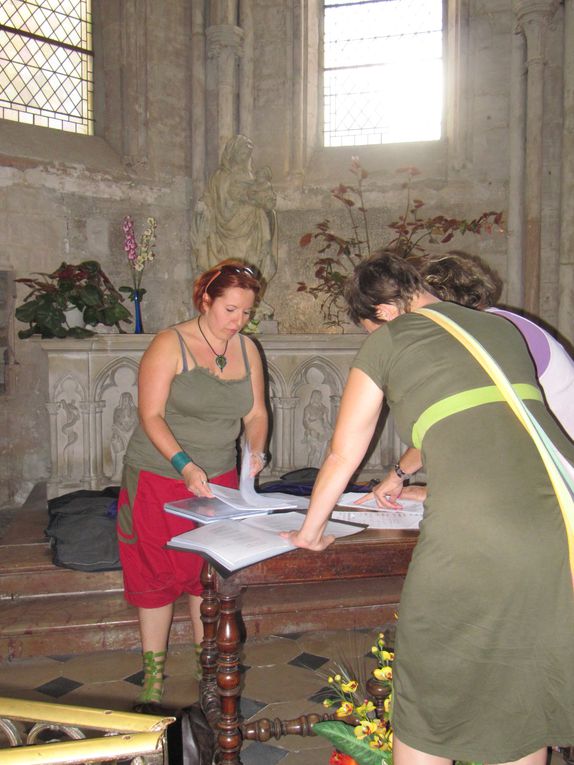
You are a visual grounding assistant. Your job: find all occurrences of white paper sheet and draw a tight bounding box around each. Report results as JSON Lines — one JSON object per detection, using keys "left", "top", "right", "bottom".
{"left": 207, "top": 446, "right": 299, "bottom": 511}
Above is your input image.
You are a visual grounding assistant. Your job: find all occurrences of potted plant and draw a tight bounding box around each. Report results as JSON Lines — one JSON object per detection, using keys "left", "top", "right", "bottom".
{"left": 15, "top": 260, "right": 132, "bottom": 338}
{"left": 298, "top": 160, "right": 504, "bottom": 328}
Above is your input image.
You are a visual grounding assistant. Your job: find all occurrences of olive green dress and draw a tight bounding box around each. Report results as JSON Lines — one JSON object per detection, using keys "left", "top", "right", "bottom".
{"left": 353, "top": 302, "right": 574, "bottom": 763}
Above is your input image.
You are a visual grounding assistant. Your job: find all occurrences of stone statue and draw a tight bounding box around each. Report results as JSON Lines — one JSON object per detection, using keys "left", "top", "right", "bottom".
{"left": 191, "top": 134, "right": 277, "bottom": 318}
{"left": 110, "top": 392, "right": 138, "bottom": 480}
{"left": 302, "top": 389, "right": 331, "bottom": 467}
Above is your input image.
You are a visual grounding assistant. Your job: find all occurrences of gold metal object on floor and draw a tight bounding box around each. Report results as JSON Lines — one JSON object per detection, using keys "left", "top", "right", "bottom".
{"left": 0, "top": 696, "right": 175, "bottom": 763}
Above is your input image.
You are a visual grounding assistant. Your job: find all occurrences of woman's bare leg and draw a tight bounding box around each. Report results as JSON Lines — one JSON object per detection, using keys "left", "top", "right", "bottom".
{"left": 393, "top": 735, "right": 452, "bottom": 765}
{"left": 488, "top": 748, "right": 548, "bottom": 765}
{"left": 138, "top": 603, "right": 174, "bottom": 652}
{"left": 188, "top": 594, "right": 203, "bottom": 645}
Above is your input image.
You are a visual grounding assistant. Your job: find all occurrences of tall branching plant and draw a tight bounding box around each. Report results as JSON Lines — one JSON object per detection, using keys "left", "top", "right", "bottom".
{"left": 298, "top": 160, "right": 504, "bottom": 328}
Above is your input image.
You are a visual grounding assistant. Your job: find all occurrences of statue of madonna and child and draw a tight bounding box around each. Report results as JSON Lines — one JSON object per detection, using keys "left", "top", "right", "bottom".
{"left": 190, "top": 135, "right": 278, "bottom": 323}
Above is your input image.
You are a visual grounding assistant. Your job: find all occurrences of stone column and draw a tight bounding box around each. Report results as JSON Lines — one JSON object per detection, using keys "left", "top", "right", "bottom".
{"left": 506, "top": 26, "right": 527, "bottom": 307}
{"left": 558, "top": 0, "right": 574, "bottom": 345}
{"left": 119, "top": 0, "right": 149, "bottom": 167}
{"left": 513, "top": 0, "right": 559, "bottom": 315}
{"left": 45, "top": 403, "right": 61, "bottom": 492}
{"left": 191, "top": 1, "right": 207, "bottom": 197}
{"left": 270, "top": 397, "right": 298, "bottom": 473}
{"left": 239, "top": 0, "right": 254, "bottom": 139}
{"left": 78, "top": 402, "right": 92, "bottom": 488}
{"left": 206, "top": 24, "right": 245, "bottom": 157}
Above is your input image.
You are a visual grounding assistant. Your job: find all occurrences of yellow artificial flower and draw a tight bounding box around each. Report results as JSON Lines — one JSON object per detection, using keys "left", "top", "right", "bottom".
{"left": 336, "top": 701, "right": 354, "bottom": 718}
{"left": 384, "top": 697, "right": 392, "bottom": 713}
{"left": 373, "top": 666, "right": 393, "bottom": 681}
{"left": 334, "top": 674, "right": 342, "bottom": 682}
{"left": 341, "top": 679, "right": 358, "bottom": 693}
{"left": 356, "top": 700, "right": 375, "bottom": 716}
{"left": 354, "top": 720, "right": 378, "bottom": 739}
{"left": 382, "top": 650, "right": 394, "bottom": 661}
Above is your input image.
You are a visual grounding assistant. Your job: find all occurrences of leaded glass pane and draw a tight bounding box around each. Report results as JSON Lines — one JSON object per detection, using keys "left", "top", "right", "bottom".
{"left": 0, "top": 0, "right": 93, "bottom": 134}
{"left": 324, "top": 0, "right": 443, "bottom": 147}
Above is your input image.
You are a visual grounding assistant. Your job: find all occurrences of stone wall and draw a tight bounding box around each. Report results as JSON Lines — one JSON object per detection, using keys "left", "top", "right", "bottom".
{"left": 0, "top": 0, "right": 571, "bottom": 506}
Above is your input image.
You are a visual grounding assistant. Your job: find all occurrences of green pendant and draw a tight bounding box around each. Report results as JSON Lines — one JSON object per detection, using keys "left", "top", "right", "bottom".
{"left": 215, "top": 354, "right": 227, "bottom": 371}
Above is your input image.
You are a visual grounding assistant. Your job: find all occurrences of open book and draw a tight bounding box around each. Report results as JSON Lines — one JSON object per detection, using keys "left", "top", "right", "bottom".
{"left": 165, "top": 447, "right": 301, "bottom": 523}
{"left": 166, "top": 511, "right": 365, "bottom": 574}
{"left": 164, "top": 496, "right": 294, "bottom": 524}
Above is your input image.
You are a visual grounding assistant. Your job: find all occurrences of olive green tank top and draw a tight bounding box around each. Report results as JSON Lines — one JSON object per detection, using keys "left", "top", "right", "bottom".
{"left": 124, "top": 328, "right": 254, "bottom": 479}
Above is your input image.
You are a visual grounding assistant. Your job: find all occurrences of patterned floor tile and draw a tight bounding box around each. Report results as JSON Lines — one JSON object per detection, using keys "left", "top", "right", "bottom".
{"left": 34, "top": 676, "right": 83, "bottom": 698}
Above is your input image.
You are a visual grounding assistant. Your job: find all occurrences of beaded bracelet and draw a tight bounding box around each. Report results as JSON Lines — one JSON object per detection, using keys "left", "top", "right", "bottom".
{"left": 171, "top": 450, "right": 193, "bottom": 474}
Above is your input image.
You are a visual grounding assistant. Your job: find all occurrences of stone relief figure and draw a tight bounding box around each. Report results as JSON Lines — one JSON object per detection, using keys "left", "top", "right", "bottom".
{"left": 302, "top": 389, "right": 331, "bottom": 467}
{"left": 191, "top": 134, "right": 277, "bottom": 318}
{"left": 110, "top": 392, "right": 139, "bottom": 480}
{"left": 60, "top": 399, "right": 80, "bottom": 479}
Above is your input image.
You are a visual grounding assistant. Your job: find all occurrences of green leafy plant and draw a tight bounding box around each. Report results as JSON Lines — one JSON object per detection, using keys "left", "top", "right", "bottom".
{"left": 15, "top": 260, "right": 132, "bottom": 339}
{"left": 298, "top": 159, "right": 504, "bottom": 328}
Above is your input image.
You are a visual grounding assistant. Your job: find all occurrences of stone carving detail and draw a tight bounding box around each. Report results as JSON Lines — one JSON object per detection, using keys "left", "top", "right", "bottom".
{"left": 59, "top": 399, "right": 80, "bottom": 479}
{"left": 42, "top": 335, "right": 405, "bottom": 497}
{"left": 95, "top": 358, "right": 139, "bottom": 483}
{"left": 301, "top": 389, "right": 331, "bottom": 467}
{"left": 191, "top": 134, "right": 277, "bottom": 319}
{"left": 110, "top": 392, "right": 138, "bottom": 481}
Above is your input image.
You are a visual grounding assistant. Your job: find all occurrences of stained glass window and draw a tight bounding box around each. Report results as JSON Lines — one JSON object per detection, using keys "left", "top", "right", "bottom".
{"left": 0, "top": 0, "right": 93, "bottom": 134}
{"left": 323, "top": 0, "right": 443, "bottom": 147}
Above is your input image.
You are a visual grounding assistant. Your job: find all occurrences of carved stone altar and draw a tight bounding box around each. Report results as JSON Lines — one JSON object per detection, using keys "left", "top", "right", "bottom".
{"left": 41, "top": 333, "right": 406, "bottom": 498}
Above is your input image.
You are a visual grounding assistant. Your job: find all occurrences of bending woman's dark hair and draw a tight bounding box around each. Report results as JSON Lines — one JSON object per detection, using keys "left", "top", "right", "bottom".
{"left": 408, "top": 250, "right": 503, "bottom": 309}
{"left": 345, "top": 249, "right": 425, "bottom": 325}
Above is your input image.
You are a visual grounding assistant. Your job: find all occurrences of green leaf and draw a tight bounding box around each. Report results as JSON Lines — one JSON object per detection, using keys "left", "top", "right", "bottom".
{"left": 68, "top": 326, "right": 95, "bottom": 338}
{"left": 15, "top": 301, "right": 39, "bottom": 323}
{"left": 18, "top": 327, "right": 37, "bottom": 339}
{"left": 81, "top": 283, "right": 103, "bottom": 306}
{"left": 313, "top": 721, "right": 388, "bottom": 765}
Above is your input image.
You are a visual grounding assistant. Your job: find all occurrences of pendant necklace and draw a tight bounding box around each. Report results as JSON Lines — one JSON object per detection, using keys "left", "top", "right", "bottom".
{"left": 198, "top": 317, "right": 228, "bottom": 371}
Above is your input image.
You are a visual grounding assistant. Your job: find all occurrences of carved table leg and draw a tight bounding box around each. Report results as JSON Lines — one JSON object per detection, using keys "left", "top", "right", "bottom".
{"left": 216, "top": 591, "right": 242, "bottom": 765}
{"left": 199, "top": 563, "right": 220, "bottom": 726}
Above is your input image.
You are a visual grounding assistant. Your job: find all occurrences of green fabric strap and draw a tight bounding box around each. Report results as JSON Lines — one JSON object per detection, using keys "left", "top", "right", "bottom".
{"left": 412, "top": 383, "right": 543, "bottom": 449}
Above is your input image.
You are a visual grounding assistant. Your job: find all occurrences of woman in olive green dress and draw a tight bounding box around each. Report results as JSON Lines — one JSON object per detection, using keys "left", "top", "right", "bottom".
{"left": 283, "top": 251, "right": 574, "bottom": 764}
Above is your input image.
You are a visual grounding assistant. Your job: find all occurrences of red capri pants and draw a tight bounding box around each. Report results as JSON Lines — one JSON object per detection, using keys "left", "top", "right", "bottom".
{"left": 117, "top": 467, "right": 238, "bottom": 608}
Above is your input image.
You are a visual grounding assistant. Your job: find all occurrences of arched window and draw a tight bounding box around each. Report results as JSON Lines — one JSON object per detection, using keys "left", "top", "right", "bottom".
{"left": 0, "top": 0, "right": 93, "bottom": 134}
{"left": 323, "top": 0, "right": 443, "bottom": 147}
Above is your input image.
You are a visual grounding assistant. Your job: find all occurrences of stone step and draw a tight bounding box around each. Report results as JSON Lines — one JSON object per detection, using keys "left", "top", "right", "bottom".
{"left": 0, "top": 487, "right": 405, "bottom": 661}
{"left": 0, "top": 576, "right": 404, "bottom": 662}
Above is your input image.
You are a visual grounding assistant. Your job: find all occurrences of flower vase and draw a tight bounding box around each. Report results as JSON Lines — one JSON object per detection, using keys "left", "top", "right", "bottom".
{"left": 133, "top": 289, "right": 144, "bottom": 334}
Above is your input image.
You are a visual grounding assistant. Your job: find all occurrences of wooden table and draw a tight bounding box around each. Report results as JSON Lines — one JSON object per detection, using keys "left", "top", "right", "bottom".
{"left": 197, "top": 527, "right": 418, "bottom": 765}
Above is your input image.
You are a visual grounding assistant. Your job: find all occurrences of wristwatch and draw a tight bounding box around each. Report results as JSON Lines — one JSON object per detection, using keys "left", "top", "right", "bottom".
{"left": 393, "top": 462, "right": 411, "bottom": 480}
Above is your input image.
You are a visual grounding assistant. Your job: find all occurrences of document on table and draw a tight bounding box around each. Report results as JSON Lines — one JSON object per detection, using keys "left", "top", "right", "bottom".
{"left": 332, "top": 493, "right": 424, "bottom": 529}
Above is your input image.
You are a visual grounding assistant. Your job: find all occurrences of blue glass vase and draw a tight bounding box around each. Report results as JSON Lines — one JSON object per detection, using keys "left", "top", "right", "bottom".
{"left": 133, "top": 289, "right": 144, "bottom": 334}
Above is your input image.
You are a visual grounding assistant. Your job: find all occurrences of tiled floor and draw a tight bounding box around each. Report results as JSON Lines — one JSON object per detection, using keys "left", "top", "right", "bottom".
{"left": 0, "top": 628, "right": 569, "bottom": 765}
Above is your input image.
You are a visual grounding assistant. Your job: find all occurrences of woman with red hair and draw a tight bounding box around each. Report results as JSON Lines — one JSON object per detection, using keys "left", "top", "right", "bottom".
{"left": 117, "top": 259, "right": 268, "bottom": 711}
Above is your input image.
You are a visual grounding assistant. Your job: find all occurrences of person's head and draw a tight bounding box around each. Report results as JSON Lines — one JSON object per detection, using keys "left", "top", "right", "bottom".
{"left": 345, "top": 250, "right": 426, "bottom": 327}
{"left": 193, "top": 260, "right": 261, "bottom": 331}
{"left": 220, "top": 134, "right": 254, "bottom": 171}
{"left": 409, "top": 251, "right": 503, "bottom": 309}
